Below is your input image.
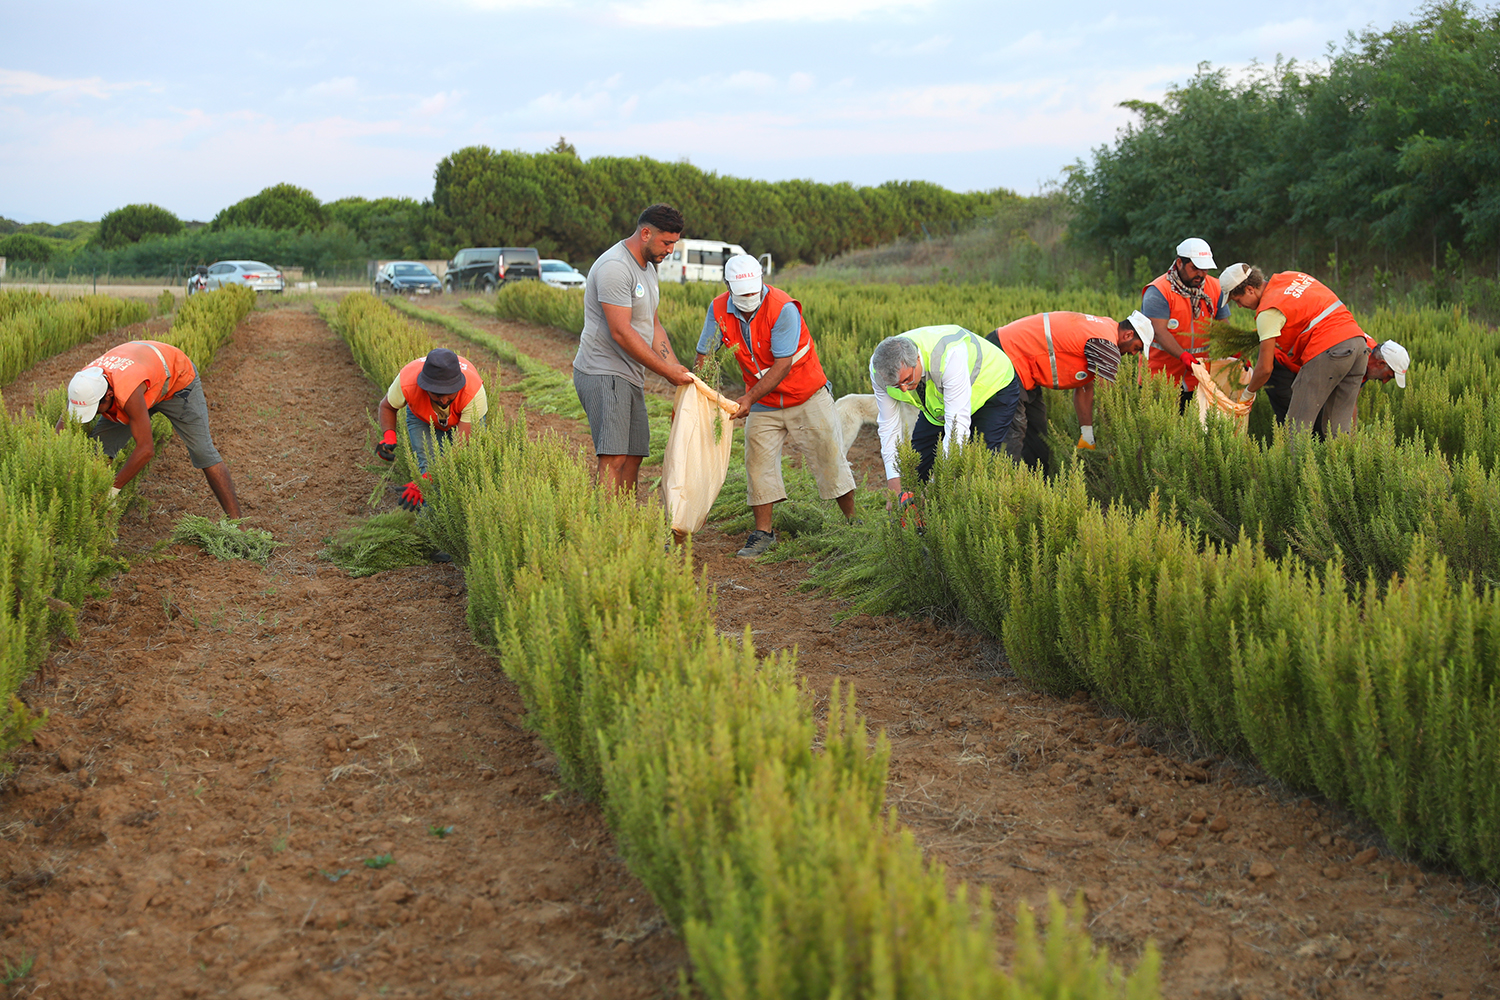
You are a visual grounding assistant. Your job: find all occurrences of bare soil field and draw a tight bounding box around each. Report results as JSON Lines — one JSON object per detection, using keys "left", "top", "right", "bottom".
{"left": 3, "top": 297, "right": 1497, "bottom": 999}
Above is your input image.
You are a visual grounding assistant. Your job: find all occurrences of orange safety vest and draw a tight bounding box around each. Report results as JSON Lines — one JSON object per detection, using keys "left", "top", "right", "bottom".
{"left": 1258, "top": 272, "right": 1365, "bottom": 370}
{"left": 995, "top": 311, "right": 1116, "bottom": 391}
{"left": 1144, "top": 272, "right": 1222, "bottom": 389}
{"left": 398, "top": 354, "right": 483, "bottom": 429}
{"left": 87, "top": 341, "right": 197, "bottom": 424}
{"left": 710, "top": 286, "right": 828, "bottom": 409}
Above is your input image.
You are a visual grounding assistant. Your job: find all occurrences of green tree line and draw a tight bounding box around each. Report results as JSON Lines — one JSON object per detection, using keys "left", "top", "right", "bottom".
{"left": 8, "top": 152, "right": 1010, "bottom": 279}
{"left": 1067, "top": 1, "right": 1500, "bottom": 279}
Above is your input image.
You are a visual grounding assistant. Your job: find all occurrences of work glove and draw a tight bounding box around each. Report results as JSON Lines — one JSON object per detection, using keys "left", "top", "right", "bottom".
{"left": 1178, "top": 351, "right": 1200, "bottom": 369}
{"left": 375, "top": 430, "right": 398, "bottom": 462}
{"left": 1076, "top": 425, "right": 1096, "bottom": 451}
{"left": 896, "top": 491, "right": 924, "bottom": 530}
{"left": 398, "top": 474, "right": 430, "bottom": 511}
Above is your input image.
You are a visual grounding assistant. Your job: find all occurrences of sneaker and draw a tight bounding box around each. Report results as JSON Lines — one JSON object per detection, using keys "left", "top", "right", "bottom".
{"left": 736, "top": 530, "right": 777, "bottom": 559}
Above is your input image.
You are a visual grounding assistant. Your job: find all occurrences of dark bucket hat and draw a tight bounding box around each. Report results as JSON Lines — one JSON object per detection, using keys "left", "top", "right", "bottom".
{"left": 417, "top": 348, "right": 466, "bottom": 394}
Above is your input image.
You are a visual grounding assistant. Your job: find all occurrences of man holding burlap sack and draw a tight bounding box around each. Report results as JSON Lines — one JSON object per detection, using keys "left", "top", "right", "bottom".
{"left": 694, "top": 254, "right": 856, "bottom": 558}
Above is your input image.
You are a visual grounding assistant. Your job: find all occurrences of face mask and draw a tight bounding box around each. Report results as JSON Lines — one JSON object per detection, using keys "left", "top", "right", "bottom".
{"left": 732, "top": 290, "right": 763, "bottom": 315}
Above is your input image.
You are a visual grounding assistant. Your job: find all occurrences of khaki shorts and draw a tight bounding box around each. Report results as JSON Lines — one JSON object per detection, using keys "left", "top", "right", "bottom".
{"left": 743, "top": 386, "right": 856, "bottom": 506}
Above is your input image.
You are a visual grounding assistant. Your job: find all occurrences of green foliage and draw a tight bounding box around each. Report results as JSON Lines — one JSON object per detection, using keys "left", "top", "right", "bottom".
{"left": 830, "top": 347, "right": 1500, "bottom": 877}
{"left": 331, "top": 274, "right": 1155, "bottom": 998}
{"left": 1068, "top": 2, "right": 1500, "bottom": 276}
{"left": 169, "top": 515, "right": 279, "bottom": 564}
{"left": 319, "top": 512, "right": 431, "bottom": 577}
{"left": 64, "top": 224, "right": 370, "bottom": 280}
{"left": 363, "top": 854, "right": 394, "bottom": 869}
{"left": 211, "top": 183, "right": 326, "bottom": 232}
{"left": 0, "top": 291, "right": 152, "bottom": 386}
{"left": 95, "top": 203, "right": 184, "bottom": 249}
{"left": 0, "top": 285, "right": 249, "bottom": 769}
{"left": 0, "top": 232, "right": 56, "bottom": 263}
{"left": 429, "top": 145, "right": 1014, "bottom": 266}
{"left": 155, "top": 289, "right": 175, "bottom": 316}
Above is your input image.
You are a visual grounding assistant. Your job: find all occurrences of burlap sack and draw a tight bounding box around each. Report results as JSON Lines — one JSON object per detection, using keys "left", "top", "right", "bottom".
{"left": 1190, "top": 360, "right": 1255, "bottom": 434}
{"left": 660, "top": 375, "right": 738, "bottom": 535}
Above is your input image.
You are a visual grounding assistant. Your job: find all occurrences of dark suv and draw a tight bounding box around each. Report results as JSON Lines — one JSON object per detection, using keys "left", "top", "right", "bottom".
{"left": 443, "top": 246, "right": 541, "bottom": 292}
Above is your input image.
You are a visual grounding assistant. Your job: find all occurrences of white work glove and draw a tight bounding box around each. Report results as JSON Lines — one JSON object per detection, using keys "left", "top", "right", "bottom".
{"left": 108, "top": 486, "right": 121, "bottom": 500}
{"left": 1077, "top": 425, "right": 1096, "bottom": 451}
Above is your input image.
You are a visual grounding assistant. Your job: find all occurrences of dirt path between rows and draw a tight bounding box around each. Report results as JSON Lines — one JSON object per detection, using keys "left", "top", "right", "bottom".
{"left": 5, "top": 296, "right": 1499, "bottom": 1000}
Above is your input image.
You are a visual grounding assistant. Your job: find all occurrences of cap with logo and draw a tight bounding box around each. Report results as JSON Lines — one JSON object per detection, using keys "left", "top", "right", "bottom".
{"left": 1380, "top": 340, "right": 1410, "bottom": 388}
{"left": 723, "top": 254, "right": 763, "bottom": 295}
{"left": 1176, "top": 237, "right": 1217, "bottom": 271}
{"left": 1126, "top": 310, "right": 1156, "bottom": 358}
{"left": 417, "top": 348, "right": 466, "bottom": 394}
{"left": 67, "top": 366, "right": 109, "bottom": 423}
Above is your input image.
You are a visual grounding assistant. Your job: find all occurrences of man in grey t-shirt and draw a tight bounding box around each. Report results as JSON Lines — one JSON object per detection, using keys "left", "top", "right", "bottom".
{"left": 573, "top": 203, "right": 693, "bottom": 494}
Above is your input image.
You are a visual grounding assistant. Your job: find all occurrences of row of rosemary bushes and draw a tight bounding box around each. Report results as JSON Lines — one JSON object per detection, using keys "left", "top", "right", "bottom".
{"left": 0, "top": 285, "right": 255, "bottom": 767}
{"left": 328, "top": 291, "right": 1159, "bottom": 999}
{"left": 489, "top": 280, "right": 1500, "bottom": 473}
{"left": 0, "top": 289, "right": 155, "bottom": 387}
{"left": 821, "top": 380, "right": 1500, "bottom": 880}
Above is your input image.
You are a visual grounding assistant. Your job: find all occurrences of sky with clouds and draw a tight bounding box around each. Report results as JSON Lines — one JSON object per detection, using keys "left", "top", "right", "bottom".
{"left": 2, "top": 0, "right": 1423, "bottom": 224}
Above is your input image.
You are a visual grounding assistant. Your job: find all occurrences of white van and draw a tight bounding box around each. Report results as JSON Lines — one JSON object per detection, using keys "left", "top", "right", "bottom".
{"left": 657, "top": 239, "right": 747, "bottom": 284}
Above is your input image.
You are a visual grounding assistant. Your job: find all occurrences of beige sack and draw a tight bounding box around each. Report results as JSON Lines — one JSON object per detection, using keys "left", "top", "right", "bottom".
{"left": 1190, "top": 359, "right": 1255, "bottom": 434}
{"left": 660, "top": 375, "right": 738, "bottom": 535}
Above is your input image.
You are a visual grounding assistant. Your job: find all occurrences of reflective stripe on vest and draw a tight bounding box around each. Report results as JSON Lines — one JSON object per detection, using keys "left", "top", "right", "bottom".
{"left": 927, "top": 328, "right": 985, "bottom": 388}
{"left": 1041, "top": 313, "right": 1060, "bottom": 388}
{"left": 136, "top": 341, "right": 174, "bottom": 398}
{"left": 1303, "top": 299, "right": 1344, "bottom": 335}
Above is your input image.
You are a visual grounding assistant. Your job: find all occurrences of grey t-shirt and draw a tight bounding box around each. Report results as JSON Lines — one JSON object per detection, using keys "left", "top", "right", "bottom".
{"left": 574, "top": 241, "right": 659, "bottom": 387}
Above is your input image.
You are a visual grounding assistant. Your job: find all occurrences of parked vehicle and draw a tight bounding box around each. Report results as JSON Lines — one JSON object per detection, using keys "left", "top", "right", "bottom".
{"left": 443, "top": 246, "right": 541, "bottom": 292}
{"left": 539, "top": 258, "right": 585, "bottom": 289}
{"left": 656, "top": 239, "right": 747, "bottom": 284}
{"left": 203, "top": 260, "right": 285, "bottom": 293}
{"left": 374, "top": 261, "right": 442, "bottom": 296}
{"left": 186, "top": 266, "right": 209, "bottom": 296}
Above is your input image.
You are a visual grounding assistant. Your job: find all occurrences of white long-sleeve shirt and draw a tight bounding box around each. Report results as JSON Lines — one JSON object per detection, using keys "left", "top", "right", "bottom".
{"left": 872, "top": 340, "right": 973, "bottom": 481}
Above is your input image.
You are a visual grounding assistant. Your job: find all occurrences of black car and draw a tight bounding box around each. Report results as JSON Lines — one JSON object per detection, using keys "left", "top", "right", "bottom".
{"left": 443, "top": 246, "right": 541, "bottom": 292}
{"left": 374, "top": 261, "right": 442, "bottom": 296}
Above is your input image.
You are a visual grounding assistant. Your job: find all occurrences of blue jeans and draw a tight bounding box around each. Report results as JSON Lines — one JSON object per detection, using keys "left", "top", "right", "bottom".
{"left": 406, "top": 410, "right": 454, "bottom": 475}
{"left": 910, "top": 379, "right": 1021, "bottom": 481}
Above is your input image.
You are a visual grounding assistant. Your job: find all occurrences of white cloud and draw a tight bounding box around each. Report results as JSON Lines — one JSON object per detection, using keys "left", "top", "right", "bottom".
{"left": 415, "top": 90, "right": 463, "bottom": 116}
{"left": 789, "top": 72, "right": 815, "bottom": 94}
{"left": 0, "top": 69, "right": 140, "bottom": 100}
{"left": 301, "top": 76, "right": 360, "bottom": 100}
{"left": 612, "top": 0, "right": 933, "bottom": 28}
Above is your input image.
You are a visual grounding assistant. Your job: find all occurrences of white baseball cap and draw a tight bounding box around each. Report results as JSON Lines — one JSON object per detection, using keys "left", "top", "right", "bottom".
{"left": 67, "top": 366, "right": 109, "bottom": 422}
{"left": 723, "top": 254, "right": 763, "bottom": 295}
{"left": 1176, "top": 237, "right": 1217, "bottom": 270}
{"left": 1380, "top": 340, "right": 1410, "bottom": 388}
{"left": 1219, "top": 262, "right": 1252, "bottom": 294}
{"left": 1126, "top": 310, "right": 1155, "bottom": 357}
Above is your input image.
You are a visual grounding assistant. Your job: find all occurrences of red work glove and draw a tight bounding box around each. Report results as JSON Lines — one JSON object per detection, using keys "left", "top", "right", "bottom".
{"left": 374, "top": 430, "right": 397, "bottom": 462}
{"left": 1179, "top": 351, "right": 1200, "bottom": 369}
{"left": 398, "top": 474, "right": 429, "bottom": 511}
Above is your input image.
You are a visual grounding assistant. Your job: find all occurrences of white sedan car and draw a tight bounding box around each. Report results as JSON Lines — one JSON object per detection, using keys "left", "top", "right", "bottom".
{"left": 539, "top": 259, "right": 585, "bottom": 289}
{"left": 204, "top": 260, "right": 285, "bottom": 293}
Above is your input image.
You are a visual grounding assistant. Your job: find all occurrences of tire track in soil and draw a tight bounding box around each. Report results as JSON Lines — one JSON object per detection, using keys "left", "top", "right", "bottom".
{"left": 2, "top": 304, "right": 685, "bottom": 999}
{"left": 430, "top": 297, "right": 1500, "bottom": 999}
